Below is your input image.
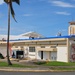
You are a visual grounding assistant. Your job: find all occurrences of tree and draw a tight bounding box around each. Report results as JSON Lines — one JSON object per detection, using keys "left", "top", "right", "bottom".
{"left": 4, "top": 0, "right": 20, "bottom": 65}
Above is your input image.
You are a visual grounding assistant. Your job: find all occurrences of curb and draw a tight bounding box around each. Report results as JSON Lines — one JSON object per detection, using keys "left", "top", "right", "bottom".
{"left": 0, "top": 69, "right": 52, "bottom": 72}
{"left": 0, "top": 68, "right": 75, "bottom": 72}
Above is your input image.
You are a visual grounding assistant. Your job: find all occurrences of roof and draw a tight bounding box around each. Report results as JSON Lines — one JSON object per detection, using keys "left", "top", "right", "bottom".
{"left": 45, "top": 35, "right": 75, "bottom": 39}
{"left": 0, "top": 31, "right": 43, "bottom": 41}
{"left": 9, "top": 35, "right": 75, "bottom": 42}
{"left": 0, "top": 35, "right": 29, "bottom": 40}
{"left": 20, "top": 31, "right": 44, "bottom": 38}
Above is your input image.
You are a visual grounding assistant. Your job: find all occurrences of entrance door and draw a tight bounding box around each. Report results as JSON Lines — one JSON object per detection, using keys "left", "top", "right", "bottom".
{"left": 38, "top": 51, "right": 43, "bottom": 60}
{"left": 50, "top": 51, "right": 57, "bottom": 61}
{"left": 16, "top": 51, "right": 24, "bottom": 59}
{"left": 41, "top": 51, "right": 43, "bottom": 59}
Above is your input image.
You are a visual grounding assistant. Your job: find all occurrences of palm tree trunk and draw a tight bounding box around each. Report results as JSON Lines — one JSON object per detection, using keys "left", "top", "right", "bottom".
{"left": 7, "top": 2, "right": 12, "bottom": 65}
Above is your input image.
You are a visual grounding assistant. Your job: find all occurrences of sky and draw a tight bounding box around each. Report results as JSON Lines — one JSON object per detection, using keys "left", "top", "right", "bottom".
{"left": 0, "top": 0, "right": 75, "bottom": 37}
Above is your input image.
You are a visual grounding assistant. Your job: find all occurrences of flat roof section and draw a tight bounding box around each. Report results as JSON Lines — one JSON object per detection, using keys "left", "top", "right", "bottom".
{"left": 8, "top": 35, "right": 75, "bottom": 42}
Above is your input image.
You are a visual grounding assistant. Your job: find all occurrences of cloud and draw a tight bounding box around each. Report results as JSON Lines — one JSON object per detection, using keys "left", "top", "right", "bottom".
{"left": 23, "top": 14, "right": 32, "bottom": 17}
{"left": 0, "top": 0, "right": 4, "bottom": 5}
{"left": 49, "top": 0, "right": 75, "bottom": 8}
{"left": 55, "top": 11, "right": 71, "bottom": 15}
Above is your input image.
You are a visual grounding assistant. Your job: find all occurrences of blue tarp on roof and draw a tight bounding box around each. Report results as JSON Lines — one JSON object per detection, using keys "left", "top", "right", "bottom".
{"left": 9, "top": 35, "right": 75, "bottom": 42}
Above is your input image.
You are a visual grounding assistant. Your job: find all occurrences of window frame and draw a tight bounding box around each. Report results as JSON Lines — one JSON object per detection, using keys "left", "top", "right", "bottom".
{"left": 29, "top": 47, "right": 35, "bottom": 52}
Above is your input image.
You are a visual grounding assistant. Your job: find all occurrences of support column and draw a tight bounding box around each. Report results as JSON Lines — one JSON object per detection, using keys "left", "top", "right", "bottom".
{"left": 67, "top": 38, "right": 70, "bottom": 62}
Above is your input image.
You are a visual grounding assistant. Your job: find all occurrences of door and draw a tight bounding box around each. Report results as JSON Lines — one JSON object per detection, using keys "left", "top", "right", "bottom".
{"left": 38, "top": 51, "right": 43, "bottom": 60}
{"left": 41, "top": 51, "right": 43, "bottom": 59}
{"left": 50, "top": 51, "right": 57, "bottom": 61}
{"left": 16, "top": 51, "right": 24, "bottom": 59}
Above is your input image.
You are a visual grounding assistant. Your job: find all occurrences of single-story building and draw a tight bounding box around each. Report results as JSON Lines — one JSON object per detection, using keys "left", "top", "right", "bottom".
{"left": 0, "top": 22, "right": 75, "bottom": 62}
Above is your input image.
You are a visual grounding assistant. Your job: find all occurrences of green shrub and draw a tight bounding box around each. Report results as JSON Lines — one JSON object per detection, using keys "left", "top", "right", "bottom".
{"left": 0, "top": 53, "right": 4, "bottom": 59}
{"left": 35, "top": 61, "right": 46, "bottom": 65}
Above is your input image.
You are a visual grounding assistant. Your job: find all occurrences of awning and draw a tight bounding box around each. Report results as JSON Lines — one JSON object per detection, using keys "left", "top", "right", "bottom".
{"left": 37, "top": 48, "right": 57, "bottom": 51}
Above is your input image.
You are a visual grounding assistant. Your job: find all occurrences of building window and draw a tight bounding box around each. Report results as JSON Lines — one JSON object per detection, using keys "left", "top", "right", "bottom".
{"left": 51, "top": 46, "right": 56, "bottom": 48}
{"left": 29, "top": 47, "right": 35, "bottom": 52}
{"left": 41, "top": 46, "right": 45, "bottom": 48}
{"left": 15, "top": 46, "right": 18, "bottom": 48}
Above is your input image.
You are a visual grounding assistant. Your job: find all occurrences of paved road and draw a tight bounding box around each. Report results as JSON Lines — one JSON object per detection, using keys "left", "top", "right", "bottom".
{"left": 0, "top": 71, "right": 75, "bottom": 75}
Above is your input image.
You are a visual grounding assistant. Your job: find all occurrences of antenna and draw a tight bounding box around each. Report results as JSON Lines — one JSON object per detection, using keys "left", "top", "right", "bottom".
{"left": 58, "top": 32, "right": 61, "bottom": 36}
{"left": 56, "top": 31, "right": 62, "bottom": 36}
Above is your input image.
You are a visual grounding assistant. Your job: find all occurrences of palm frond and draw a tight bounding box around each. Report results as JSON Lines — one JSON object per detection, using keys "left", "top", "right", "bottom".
{"left": 10, "top": 2, "right": 17, "bottom": 22}
{"left": 12, "top": 0, "right": 20, "bottom": 5}
{"left": 4, "top": 0, "right": 19, "bottom": 22}
{"left": 4, "top": 0, "right": 20, "bottom": 4}
{"left": 4, "top": 0, "right": 9, "bottom": 3}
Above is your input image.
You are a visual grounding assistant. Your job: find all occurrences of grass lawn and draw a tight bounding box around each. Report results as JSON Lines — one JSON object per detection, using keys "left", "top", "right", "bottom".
{"left": 34, "top": 61, "right": 75, "bottom": 70}
{"left": 1, "top": 61, "right": 75, "bottom": 71}
{"left": 0, "top": 61, "right": 33, "bottom": 68}
{"left": 44, "top": 61, "right": 75, "bottom": 66}
{"left": 35, "top": 61, "right": 75, "bottom": 66}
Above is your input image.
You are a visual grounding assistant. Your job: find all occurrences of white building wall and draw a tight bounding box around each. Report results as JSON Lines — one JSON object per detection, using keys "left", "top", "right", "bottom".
{"left": 37, "top": 51, "right": 41, "bottom": 60}
{"left": 57, "top": 47, "right": 68, "bottom": 62}
{"left": 23, "top": 46, "right": 29, "bottom": 58}
{"left": 29, "top": 52, "right": 36, "bottom": 59}
{"left": 0, "top": 46, "right": 7, "bottom": 57}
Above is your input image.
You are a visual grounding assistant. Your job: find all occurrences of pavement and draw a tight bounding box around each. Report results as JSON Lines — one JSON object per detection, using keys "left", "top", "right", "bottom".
{"left": 0, "top": 59, "right": 75, "bottom": 72}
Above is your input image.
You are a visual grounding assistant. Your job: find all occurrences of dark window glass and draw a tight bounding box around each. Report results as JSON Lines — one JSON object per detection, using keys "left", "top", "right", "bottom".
{"left": 29, "top": 47, "right": 35, "bottom": 52}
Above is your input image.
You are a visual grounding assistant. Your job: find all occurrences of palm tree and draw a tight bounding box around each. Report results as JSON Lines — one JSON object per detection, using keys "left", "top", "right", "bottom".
{"left": 4, "top": 0, "right": 20, "bottom": 65}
